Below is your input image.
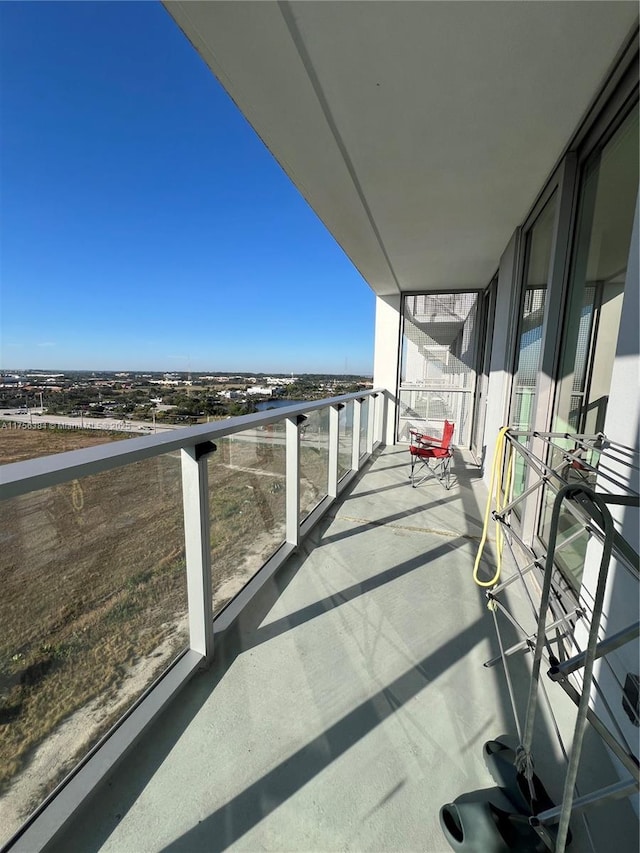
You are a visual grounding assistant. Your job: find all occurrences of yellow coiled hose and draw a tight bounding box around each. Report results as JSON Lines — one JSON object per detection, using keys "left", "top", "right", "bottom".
{"left": 473, "top": 426, "right": 514, "bottom": 589}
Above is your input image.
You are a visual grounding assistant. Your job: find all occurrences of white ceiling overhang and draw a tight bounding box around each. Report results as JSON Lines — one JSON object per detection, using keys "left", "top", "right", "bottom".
{"left": 164, "top": 1, "right": 638, "bottom": 296}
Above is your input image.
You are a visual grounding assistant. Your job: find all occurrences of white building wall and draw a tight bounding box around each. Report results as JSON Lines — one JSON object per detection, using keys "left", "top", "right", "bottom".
{"left": 373, "top": 294, "right": 402, "bottom": 445}
{"left": 482, "top": 229, "right": 520, "bottom": 483}
{"left": 578, "top": 194, "right": 639, "bottom": 808}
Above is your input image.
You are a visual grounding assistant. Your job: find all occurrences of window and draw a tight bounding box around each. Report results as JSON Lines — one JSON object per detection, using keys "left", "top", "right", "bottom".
{"left": 539, "top": 103, "right": 639, "bottom": 591}
{"left": 510, "top": 194, "right": 557, "bottom": 502}
{"left": 554, "top": 105, "right": 638, "bottom": 437}
{"left": 398, "top": 293, "right": 479, "bottom": 445}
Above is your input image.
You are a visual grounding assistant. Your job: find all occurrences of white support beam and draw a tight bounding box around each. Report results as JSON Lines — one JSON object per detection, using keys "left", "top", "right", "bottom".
{"left": 180, "top": 445, "right": 215, "bottom": 661}
{"left": 352, "top": 399, "right": 362, "bottom": 470}
{"left": 483, "top": 228, "right": 521, "bottom": 486}
{"left": 366, "top": 395, "right": 375, "bottom": 455}
{"left": 328, "top": 405, "right": 340, "bottom": 498}
{"left": 285, "top": 416, "right": 301, "bottom": 546}
{"left": 375, "top": 392, "right": 385, "bottom": 446}
{"left": 374, "top": 294, "right": 401, "bottom": 445}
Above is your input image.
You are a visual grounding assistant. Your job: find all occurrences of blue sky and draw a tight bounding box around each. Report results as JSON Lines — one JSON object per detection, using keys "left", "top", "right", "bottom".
{"left": 0, "top": 1, "right": 374, "bottom": 375}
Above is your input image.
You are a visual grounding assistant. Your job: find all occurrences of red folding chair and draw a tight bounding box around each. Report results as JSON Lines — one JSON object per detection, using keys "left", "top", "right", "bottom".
{"left": 409, "top": 420, "right": 455, "bottom": 489}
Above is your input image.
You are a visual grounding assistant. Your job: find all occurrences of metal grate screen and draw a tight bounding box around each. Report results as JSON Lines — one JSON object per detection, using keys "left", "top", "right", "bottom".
{"left": 399, "top": 293, "right": 479, "bottom": 444}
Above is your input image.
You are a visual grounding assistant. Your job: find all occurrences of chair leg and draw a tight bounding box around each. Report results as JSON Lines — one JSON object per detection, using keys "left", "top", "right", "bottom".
{"left": 414, "top": 459, "right": 433, "bottom": 488}
{"left": 410, "top": 453, "right": 453, "bottom": 490}
{"left": 443, "top": 456, "right": 451, "bottom": 490}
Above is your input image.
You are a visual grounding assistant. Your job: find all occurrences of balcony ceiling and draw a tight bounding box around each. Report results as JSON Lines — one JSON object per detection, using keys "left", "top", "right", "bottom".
{"left": 165, "top": 1, "right": 638, "bottom": 296}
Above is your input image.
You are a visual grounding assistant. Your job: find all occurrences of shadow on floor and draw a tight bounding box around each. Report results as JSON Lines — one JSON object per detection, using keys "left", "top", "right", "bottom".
{"left": 161, "top": 617, "right": 488, "bottom": 852}
{"left": 46, "top": 446, "right": 637, "bottom": 853}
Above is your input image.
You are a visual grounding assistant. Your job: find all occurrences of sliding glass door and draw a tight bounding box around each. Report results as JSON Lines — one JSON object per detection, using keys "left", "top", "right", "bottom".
{"left": 398, "top": 293, "right": 480, "bottom": 446}
{"left": 509, "top": 193, "right": 557, "bottom": 504}
{"left": 539, "top": 103, "right": 639, "bottom": 591}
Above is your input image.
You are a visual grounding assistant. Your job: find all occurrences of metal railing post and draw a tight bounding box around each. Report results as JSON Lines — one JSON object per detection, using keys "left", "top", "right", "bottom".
{"left": 180, "top": 442, "right": 215, "bottom": 662}
{"left": 328, "top": 405, "right": 340, "bottom": 497}
{"left": 367, "top": 393, "right": 376, "bottom": 454}
{"left": 375, "top": 391, "right": 385, "bottom": 446}
{"left": 352, "top": 398, "right": 362, "bottom": 470}
{"left": 286, "top": 416, "right": 302, "bottom": 546}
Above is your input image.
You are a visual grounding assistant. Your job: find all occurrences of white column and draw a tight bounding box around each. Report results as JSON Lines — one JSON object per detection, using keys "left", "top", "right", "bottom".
{"left": 373, "top": 294, "right": 402, "bottom": 445}
{"left": 285, "top": 416, "right": 301, "bottom": 546}
{"left": 328, "top": 405, "right": 340, "bottom": 497}
{"left": 180, "top": 443, "right": 215, "bottom": 661}
{"left": 367, "top": 393, "right": 376, "bottom": 454}
{"left": 483, "top": 228, "right": 521, "bottom": 485}
{"left": 352, "top": 398, "right": 362, "bottom": 469}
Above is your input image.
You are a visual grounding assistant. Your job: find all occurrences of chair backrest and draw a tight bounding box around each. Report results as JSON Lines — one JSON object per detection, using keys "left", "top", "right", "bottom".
{"left": 441, "top": 420, "right": 455, "bottom": 449}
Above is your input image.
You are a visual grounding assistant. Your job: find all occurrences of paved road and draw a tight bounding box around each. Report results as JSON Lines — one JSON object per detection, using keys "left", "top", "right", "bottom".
{"left": 0, "top": 410, "right": 178, "bottom": 434}
{"left": 0, "top": 412, "right": 351, "bottom": 454}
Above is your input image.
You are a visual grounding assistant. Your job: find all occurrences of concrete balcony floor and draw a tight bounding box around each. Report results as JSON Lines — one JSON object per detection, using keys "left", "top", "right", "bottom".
{"left": 49, "top": 447, "right": 638, "bottom": 853}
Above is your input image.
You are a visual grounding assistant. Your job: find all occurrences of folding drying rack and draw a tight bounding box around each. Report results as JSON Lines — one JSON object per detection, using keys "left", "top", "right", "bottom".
{"left": 473, "top": 429, "right": 639, "bottom": 852}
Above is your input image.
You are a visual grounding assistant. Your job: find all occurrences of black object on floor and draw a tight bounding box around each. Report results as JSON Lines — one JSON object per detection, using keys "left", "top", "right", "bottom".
{"left": 439, "top": 787, "right": 548, "bottom": 852}
{"left": 483, "top": 740, "right": 556, "bottom": 816}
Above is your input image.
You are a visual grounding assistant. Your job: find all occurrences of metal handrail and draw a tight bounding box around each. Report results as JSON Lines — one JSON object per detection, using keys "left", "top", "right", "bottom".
{"left": 0, "top": 388, "right": 384, "bottom": 500}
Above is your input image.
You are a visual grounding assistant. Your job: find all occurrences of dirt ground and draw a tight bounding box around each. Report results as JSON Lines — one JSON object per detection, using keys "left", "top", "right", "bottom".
{"left": 0, "top": 425, "right": 328, "bottom": 843}
{"left": 0, "top": 425, "right": 129, "bottom": 465}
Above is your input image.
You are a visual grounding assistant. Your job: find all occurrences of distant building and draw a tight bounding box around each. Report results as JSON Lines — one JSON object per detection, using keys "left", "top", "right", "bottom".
{"left": 266, "top": 376, "right": 297, "bottom": 385}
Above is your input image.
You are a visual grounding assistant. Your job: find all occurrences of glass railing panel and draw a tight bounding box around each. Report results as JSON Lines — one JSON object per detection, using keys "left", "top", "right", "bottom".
{"left": 299, "top": 408, "right": 330, "bottom": 519}
{"left": 337, "top": 401, "right": 353, "bottom": 481}
{"left": 0, "top": 453, "right": 187, "bottom": 847}
{"left": 359, "top": 397, "right": 369, "bottom": 459}
{"left": 208, "top": 423, "right": 287, "bottom": 613}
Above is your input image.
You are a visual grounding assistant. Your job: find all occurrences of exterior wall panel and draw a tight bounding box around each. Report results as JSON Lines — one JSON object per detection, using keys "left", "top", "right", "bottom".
{"left": 373, "top": 294, "right": 402, "bottom": 445}
{"left": 483, "top": 229, "right": 521, "bottom": 482}
{"left": 578, "top": 195, "right": 639, "bottom": 811}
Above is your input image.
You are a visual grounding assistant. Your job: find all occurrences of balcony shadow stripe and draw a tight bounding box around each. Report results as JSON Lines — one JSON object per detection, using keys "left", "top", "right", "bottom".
{"left": 337, "top": 513, "right": 484, "bottom": 540}
{"left": 344, "top": 479, "right": 419, "bottom": 499}
{"left": 317, "top": 496, "right": 459, "bottom": 546}
{"left": 234, "top": 534, "right": 470, "bottom": 653}
{"left": 161, "top": 616, "right": 486, "bottom": 853}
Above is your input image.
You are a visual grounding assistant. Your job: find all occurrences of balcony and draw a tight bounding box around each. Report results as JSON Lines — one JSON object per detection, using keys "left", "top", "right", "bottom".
{"left": 2, "top": 393, "right": 638, "bottom": 852}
